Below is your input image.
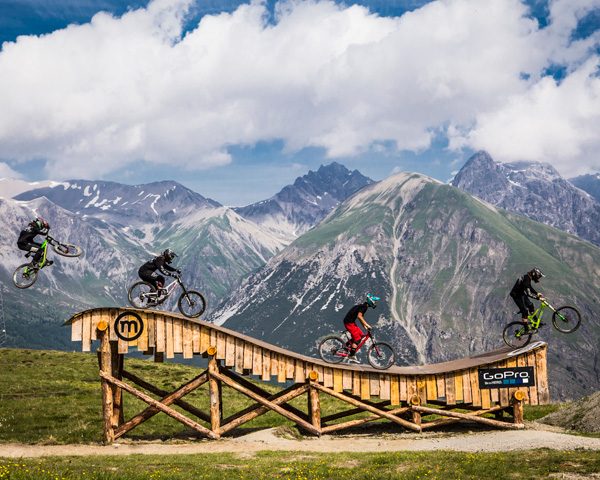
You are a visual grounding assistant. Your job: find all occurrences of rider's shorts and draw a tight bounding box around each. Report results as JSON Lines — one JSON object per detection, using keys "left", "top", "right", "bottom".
{"left": 344, "top": 322, "right": 363, "bottom": 342}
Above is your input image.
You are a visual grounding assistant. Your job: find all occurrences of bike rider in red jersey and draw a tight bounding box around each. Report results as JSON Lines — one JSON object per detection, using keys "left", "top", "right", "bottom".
{"left": 343, "top": 294, "right": 379, "bottom": 363}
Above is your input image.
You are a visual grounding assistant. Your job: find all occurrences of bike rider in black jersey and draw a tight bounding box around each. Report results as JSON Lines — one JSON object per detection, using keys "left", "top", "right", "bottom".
{"left": 510, "top": 267, "right": 545, "bottom": 329}
{"left": 138, "top": 249, "right": 180, "bottom": 300}
{"left": 17, "top": 217, "right": 53, "bottom": 266}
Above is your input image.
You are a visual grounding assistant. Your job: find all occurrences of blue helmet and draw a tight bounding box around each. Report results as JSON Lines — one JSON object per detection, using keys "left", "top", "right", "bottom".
{"left": 366, "top": 294, "right": 380, "bottom": 308}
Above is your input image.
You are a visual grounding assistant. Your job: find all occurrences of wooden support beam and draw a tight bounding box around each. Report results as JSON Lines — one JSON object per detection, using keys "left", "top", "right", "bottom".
{"left": 309, "top": 384, "right": 321, "bottom": 432}
{"left": 99, "top": 371, "right": 218, "bottom": 439}
{"left": 321, "top": 401, "right": 391, "bottom": 423}
{"left": 412, "top": 405, "right": 524, "bottom": 430}
{"left": 311, "top": 382, "right": 421, "bottom": 432}
{"left": 321, "top": 406, "right": 410, "bottom": 434}
{"left": 121, "top": 369, "right": 211, "bottom": 423}
{"left": 420, "top": 405, "right": 504, "bottom": 430}
{"left": 97, "top": 325, "right": 114, "bottom": 444}
{"left": 220, "top": 384, "right": 309, "bottom": 435}
{"left": 114, "top": 371, "right": 209, "bottom": 439}
{"left": 210, "top": 369, "right": 320, "bottom": 436}
{"left": 208, "top": 351, "right": 221, "bottom": 435}
{"left": 219, "top": 366, "right": 308, "bottom": 421}
{"left": 512, "top": 391, "right": 526, "bottom": 425}
{"left": 111, "top": 344, "right": 124, "bottom": 428}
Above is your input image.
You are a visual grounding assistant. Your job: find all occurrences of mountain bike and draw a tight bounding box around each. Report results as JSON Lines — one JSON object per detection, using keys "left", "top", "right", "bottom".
{"left": 13, "top": 235, "right": 83, "bottom": 289}
{"left": 319, "top": 328, "right": 395, "bottom": 370}
{"left": 502, "top": 296, "right": 581, "bottom": 348}
{"left": 128, "top": 273, "right": 207, "bottom": 318}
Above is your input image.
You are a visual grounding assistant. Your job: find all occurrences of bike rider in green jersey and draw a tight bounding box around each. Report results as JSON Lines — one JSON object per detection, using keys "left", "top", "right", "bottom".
{"left": 138, "top": 249, "right": 180, "bottom": 301}
{"left": 17, "top": 217, "right": 53, "bottom": 267}
{"left": 510, "top": 267, "right": 545, "bottom": 329}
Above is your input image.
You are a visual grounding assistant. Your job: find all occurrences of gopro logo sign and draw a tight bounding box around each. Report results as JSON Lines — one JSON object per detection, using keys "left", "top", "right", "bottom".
{"left": 478, "top": 367, "right": 535, "bottom": 389}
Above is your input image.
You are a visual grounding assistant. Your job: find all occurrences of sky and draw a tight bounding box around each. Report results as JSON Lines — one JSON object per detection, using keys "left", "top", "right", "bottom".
{"left": 0, "top": 0, "right": 599, "bottom": 205}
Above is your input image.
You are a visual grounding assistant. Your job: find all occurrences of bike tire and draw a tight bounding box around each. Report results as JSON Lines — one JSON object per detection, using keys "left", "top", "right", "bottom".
{"left": 318, "top": 336, "right": 346, "bottom": 364}
{"left": 367, "top": 342, "right": 395, "bottom": 369}
{"left": 552, "top": 306, "right": 581, "bottom": 333}
{"left": 128, "top": 281, "right": 155, "bottom": 309}
{"left": 177, "top": 290, "right": 207, "bottom": 318}
{"left": 12, "top": 263, "right": 39, "bottom": 289}
{"left": 502, "top": 321, "right": 532, "bottom": 349}
{"left": 52, "top": 242, "right": 83, "bottom": 257}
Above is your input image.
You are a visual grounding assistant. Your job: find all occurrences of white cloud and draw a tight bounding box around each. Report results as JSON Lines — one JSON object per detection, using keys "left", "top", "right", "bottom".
{"left": 0, "top": 162, "right": 23, "bottom": 179}
{"left": 0, "top": 0, "right": 599, "bottom": 178}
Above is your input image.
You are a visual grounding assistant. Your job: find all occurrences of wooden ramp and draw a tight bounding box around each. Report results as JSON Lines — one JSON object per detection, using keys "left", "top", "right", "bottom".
{"left": 67, "top": 307, "right": 549, "bottom": 442}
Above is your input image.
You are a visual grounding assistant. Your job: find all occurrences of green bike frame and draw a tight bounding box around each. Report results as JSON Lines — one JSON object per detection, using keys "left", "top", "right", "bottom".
{"left": 23, "top": 238, "right": 49, "bottom": 274}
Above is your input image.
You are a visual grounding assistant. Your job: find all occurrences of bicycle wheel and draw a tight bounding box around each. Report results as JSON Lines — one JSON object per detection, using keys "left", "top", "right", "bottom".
{"left": 128, "top": 281, "right": 155, "bottom": 309}
{"left": 52, "top": 242, "right": 83, "bottom": 257}
{"left": 552, "top": 306, "right": 581, "bottom": 333}
{"left": 318, "top": 336, "right": 346, "bottom": 364}
{"left": 178, "top": 290, "right": 206, "bottom": 318}
{"left": 502, "top": 321, "right": 532, "bottom": 348}
{"left": 13, "top": 263, "right": 39, "bottom": 289}
{"left": 367, "top": 342, "right": 395, "bottom": 369}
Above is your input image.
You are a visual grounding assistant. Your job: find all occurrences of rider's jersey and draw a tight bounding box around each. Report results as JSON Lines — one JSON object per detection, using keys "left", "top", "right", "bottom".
{"left": 139, "top": 254, "right": 177, "bottom": 276}
{"left": 510, "top": 274, "right": 538, "bottom": 298}
{"left": 17, "top": 224, "right": 48, "bottom": 245}
{"left": 343, "top": 303, "right": 368, "bottom": 324}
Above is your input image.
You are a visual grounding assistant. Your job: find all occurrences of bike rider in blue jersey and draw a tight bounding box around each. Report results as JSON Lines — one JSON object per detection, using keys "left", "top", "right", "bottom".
{"left": 510, "top": 267, "right": 545, "bottom": 329}
{"left": 138, "top": 249, "right": 180, "bottom": 301}
{"left": 17, "top": 217, "right": 52, "bottom": 267}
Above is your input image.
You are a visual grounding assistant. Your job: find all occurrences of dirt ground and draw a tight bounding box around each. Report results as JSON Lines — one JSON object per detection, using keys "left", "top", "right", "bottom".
{"left": 1, "top": 422, "right": 599, "bottom": 458}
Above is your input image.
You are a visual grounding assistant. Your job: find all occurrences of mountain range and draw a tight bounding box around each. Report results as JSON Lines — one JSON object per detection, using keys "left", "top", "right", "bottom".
{"left": 212, "top": 171, "right": 600, "bottom": 400}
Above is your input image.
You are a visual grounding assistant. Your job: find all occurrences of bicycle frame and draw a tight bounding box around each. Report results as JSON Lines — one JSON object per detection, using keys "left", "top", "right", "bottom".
{"left": 526, "top": 299, "right": 559, "bottom": 329}
{"left": 23, "top": 238, "right": 49, "bottom": 273}
{"left": 337, "top": 330, "right": 373, "bottom": 358}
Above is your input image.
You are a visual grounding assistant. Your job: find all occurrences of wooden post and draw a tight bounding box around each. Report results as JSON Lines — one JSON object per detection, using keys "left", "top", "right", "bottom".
{"left": 512, "top": 390, "right": 525, "bottom": 425}
{"left": 98, "top": 322, "right": 114, "bottom": 444}
{"left": 110, "top": 342, "right": 123, "bottom": 428}
{"left": 208, "top": 346, "right": 221, "bottom": 436}
{"left": 410, "top": 394, "right": 422, "bottom": 426}
{"left": 308, "top": 371, "right": 321, "bottom": 433}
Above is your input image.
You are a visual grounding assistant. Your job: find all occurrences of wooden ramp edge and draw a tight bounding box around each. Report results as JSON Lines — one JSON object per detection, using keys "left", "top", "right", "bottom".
{"left": 66, "top": 307, "right": 549, "bottom": 442}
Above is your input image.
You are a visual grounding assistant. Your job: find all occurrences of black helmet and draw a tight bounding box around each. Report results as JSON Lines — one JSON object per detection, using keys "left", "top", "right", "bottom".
{"left": 32, "top": 217, "right": 49, "bottom": 230}
{"left": 162, "top": 249, "right": 177, "bottom": 263}
{"left": 528, "top": 267, "right": 544, "bottom": 283}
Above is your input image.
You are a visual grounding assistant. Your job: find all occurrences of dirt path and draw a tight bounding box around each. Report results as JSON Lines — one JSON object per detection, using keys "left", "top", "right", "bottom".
{"left": 1, "top": 425, "right": 599, "bottom": 458}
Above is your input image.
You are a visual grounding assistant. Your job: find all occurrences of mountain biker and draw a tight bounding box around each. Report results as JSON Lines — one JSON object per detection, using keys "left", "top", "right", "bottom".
{"left": 138, "top": 249, "right": 181, "bottom": 299}
{"left": 17, "top": 217, "right": 52, "bottom": 267}
{"left": 510, "top": 268, "right": 545, "bottom": 329}
{"left": 343, "top": 294, "right": 380, "bottom": 363}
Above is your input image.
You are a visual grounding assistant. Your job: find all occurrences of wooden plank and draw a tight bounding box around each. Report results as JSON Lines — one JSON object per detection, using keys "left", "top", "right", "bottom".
{"left": 526, "top": 352, "right": 539, "bottom": 406}
{"left": 216, "top": 332, "right": 226, "bottom": 360}
{"left": 370, "top": 373, "right": 380, "bottom": 397}
{"left": 182, "top": 321, "right": 193, "bottom": 359}
{"left": 243, "top": 342, "right": 254, "bottom": 370}
{"left": 333, "top": 369, "right": 343, "bottom": 393}
{"left": 90, "top": 311, "right": 100, "bottom": 341}
{"left": 270, "top": 353, "right": 279, "bottom": 377}
{"left": 515, "top": 355, "right": 527, "bottom": 403}
{"left": 294, "top": 360, "right": 305, "bottom": 383}
{"left": 498, "top": 360, "right": 510, "bottom": 407}
{"left": 137, "top": 312, "right": 148, "bottom": 352}
{"left": 146, "top": 313, "right": 156, "bottom": 350}
{"left": 173, "top": 319, "right": 183, "bottom": 354}
{"left": 109, "top": 310, "right": 118, "bottom": 342}
{"left": 200, "top": 326, "right": 210, "bottom": 354}
{"left": 252, "top": 346, "right": 262, "bottom": 376}
{"left": 353, "top": 371, "right": 361, "bottom": 396}
{"left": 506, "top": 357, "right": 518, "bottom": 400}
{"left": 463, "top": 370, "right": 472, "bottom": 404}
{"left": 399, "top": 375, "right": 407, "bottom": 401}
{"left": 323, "top": 367, "right": 333, "bottom": 388}
{"left": 235, "top": 338, "right": 245, "bottom": 374}
{"left": 342, "top": 370, "right": 353, "bottom": 391}
{"left": 82, "top": 312, "right": 92, "bottom": 352}
{"left": 315, "top": 365, "right": 324, "bottom": 385}
{"left": 417, "top": 376, "right": 427, "bottom": 404}
{"left": 470, "top": 368, "right": 481, "bottom": 407}
{"left": 535, "top": 347, "right": 550, "bottom": 404}
{"left": 210, "top": 329, "right": 217, "bottom": 350}
{"left": 155, "top": 316, "right": 165, "bottom": 353}
{"left": 454, "top": 372, "right": 465, "bottom": 403}
{"left": 445, "top": 373, "right": 456, "bottom": 405}
{"left": 407, "top": 376, "right": 417, "bottom": 401}
{"left": 390, "top": 375, "right": 400, "bottom": 406}
{"left": 261, "top": 350, "right": 271, "bottom": 381}
{"left": 436, "top": 374, "right": 446, "bottom": 400}
{"left": 71, "top": 314, "right": 83, "bottom": 342}
{"left": 192, "top": 323, "right": 201, "bottom": 353}
{"left": 277, "top": 355, "right": 286, "bottom": 383}
{"left": 426, "top": 375, "right": 437, "bottom": 401}
{"left": 379, "top": 374, "right": 391, "bottom": 401}
{"left": 225, "top": 336, "right": 236, "bottom": 367}
{"left": 360, "top": 373, "right": 370, "bottom": 400}
{"left": 490, "top": 387, "right": 499, "bottom": 404}
{"left": 481, "top": 385, "right": 491, "bottom": 409}
{"left": 165, "top": 318, "right": 174, "bottom": 359}
{"left": 286, "top": 358, "right": 295, "bottom": 379}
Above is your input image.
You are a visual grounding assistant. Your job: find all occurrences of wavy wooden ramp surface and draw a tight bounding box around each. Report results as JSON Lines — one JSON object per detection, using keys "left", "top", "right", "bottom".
{"left": 68, "top": 307, "right": 549, "bottom": 442}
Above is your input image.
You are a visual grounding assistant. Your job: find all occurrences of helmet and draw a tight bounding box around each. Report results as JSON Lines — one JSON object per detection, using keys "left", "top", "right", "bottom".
{"left": 528, "top": 267, "right": 544, "bottom": 283}
{"left": 162, "top": 248, "right": 177, "bottom": 263}
{"left": 32, "top": 217, "right": 49, "bottom": 230}
{"left": 366, "top": 294, "right": 380, "bottom": 308}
